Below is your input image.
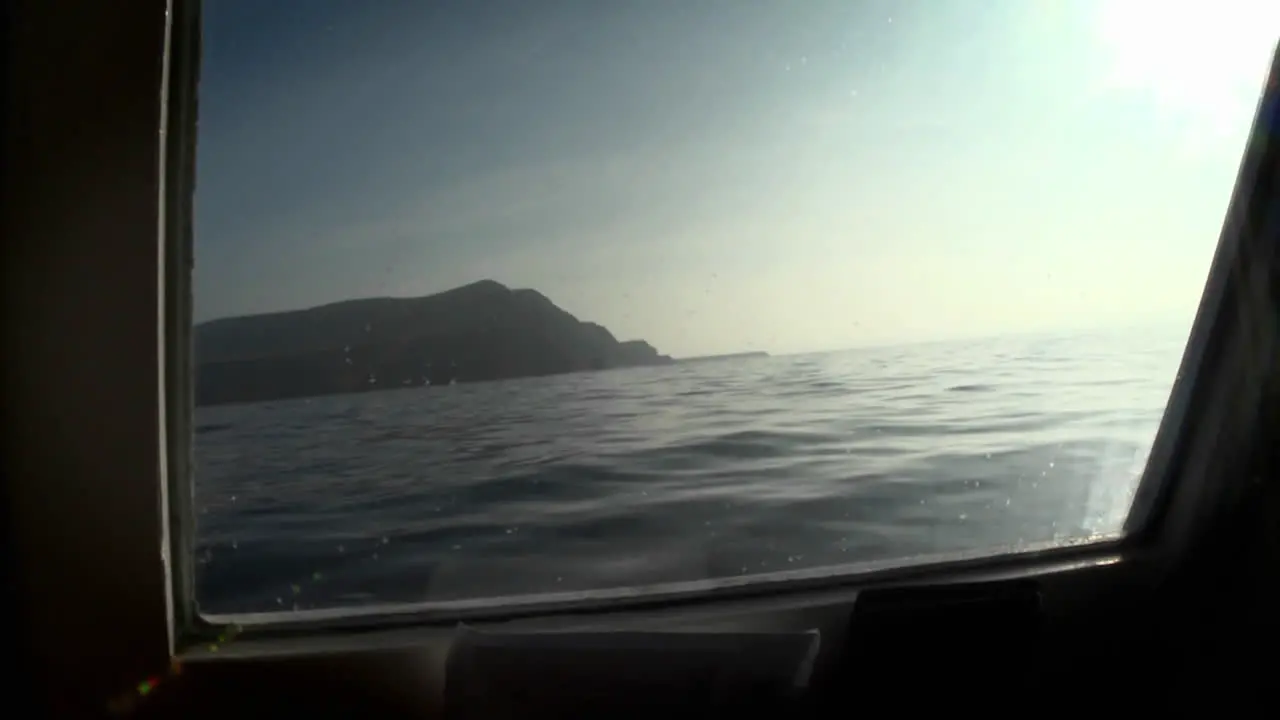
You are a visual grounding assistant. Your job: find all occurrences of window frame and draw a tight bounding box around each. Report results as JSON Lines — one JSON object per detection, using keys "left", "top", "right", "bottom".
{"left": 5, "top": 0, "right": 1277, "bottom": 711}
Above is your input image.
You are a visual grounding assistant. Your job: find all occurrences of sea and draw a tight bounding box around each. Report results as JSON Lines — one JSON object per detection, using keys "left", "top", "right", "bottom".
{"left": 193, "top": 325, "right": 1188, "bottom": 615}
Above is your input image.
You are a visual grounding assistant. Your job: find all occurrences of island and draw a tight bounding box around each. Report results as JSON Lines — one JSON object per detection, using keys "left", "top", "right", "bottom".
{"left": 195, "top": 280, "right": 674, "bottom": 406}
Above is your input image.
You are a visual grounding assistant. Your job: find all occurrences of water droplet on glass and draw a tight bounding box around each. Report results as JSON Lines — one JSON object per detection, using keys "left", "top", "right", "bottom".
{"left": 452, "top": 544, "right": 461, "bottom": 551}
{"left": 337, "top": 544, "right": 345, "bottom": 553}
{"left": 230, "top": 540, "right": 237, "bottom": 550}
{"left": 275, "top": 597, "right": 283, "bottom": 606}
{"left": 381, "top": 536, "right": 389, "bottom": 544}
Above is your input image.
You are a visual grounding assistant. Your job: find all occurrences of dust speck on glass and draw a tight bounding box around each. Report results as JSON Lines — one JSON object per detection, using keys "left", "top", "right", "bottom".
{"left": 190, "top": 0, "right": 1277, "bottom": 613}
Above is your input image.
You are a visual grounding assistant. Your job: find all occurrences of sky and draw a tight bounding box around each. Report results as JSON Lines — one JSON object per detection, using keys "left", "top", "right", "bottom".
{"left": 195, "top": 0, "right": 1278, "bottom": 357}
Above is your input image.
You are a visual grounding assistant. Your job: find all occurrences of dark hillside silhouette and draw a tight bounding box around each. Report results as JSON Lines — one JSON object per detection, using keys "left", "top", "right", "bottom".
{"left": 195, "top": 280, "right": 673, "bottom": 406}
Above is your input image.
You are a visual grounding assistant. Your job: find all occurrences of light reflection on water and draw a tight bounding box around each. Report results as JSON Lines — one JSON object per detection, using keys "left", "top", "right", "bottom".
{"left": 194, "top": 326, "right": 1183, "bottom": 613}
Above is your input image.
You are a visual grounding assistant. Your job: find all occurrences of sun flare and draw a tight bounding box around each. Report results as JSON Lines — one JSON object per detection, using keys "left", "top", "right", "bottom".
{"left": 1096, "top": 0, "right": 1277, "bottom": 133}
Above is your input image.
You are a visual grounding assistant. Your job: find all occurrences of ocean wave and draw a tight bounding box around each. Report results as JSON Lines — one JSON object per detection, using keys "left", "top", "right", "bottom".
{"left": 192, "top": 331, "right": 1182, "bottom": 613}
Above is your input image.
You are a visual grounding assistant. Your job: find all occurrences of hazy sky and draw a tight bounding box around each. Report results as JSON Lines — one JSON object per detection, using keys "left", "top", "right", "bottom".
{"left": 195, "top": 0, "right": 1277, "bottom": 357}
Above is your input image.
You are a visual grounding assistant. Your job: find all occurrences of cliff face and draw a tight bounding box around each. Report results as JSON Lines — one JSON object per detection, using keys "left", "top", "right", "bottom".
{"left": 195, "top": 280, "right": 673, "bottom": 406}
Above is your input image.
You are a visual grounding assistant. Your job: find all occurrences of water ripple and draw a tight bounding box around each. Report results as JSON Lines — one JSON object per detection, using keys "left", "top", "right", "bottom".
{"left": 194, "top": 327, "right": 1184, "bottom": 613}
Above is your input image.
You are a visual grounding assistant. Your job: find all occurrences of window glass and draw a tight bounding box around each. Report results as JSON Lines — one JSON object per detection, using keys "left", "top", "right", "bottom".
{"left": 192, "top": 0, "right": 1277, "bottom": 613}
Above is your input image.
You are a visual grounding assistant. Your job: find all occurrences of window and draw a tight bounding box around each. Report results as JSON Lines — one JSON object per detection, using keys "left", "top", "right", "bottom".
{"left": 7, "top": 0, "right": 1279, "bottom": 713}
{"left": 189, "top": 0, "right": 1278, "bottom": 617}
